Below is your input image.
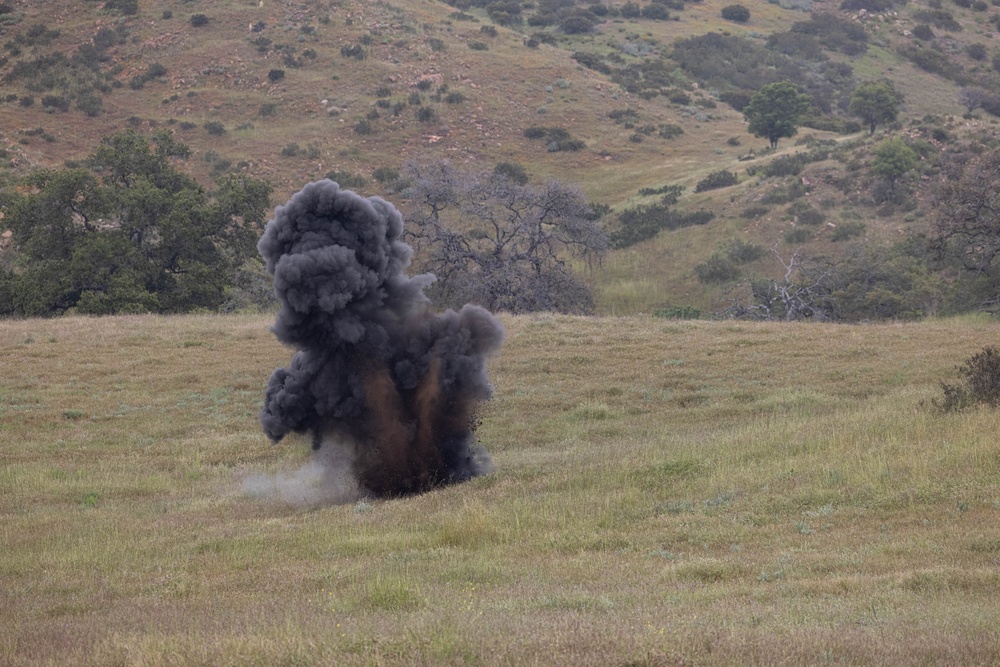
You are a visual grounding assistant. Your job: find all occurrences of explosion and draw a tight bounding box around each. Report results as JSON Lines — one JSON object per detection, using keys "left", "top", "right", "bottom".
{"left": 255, "top": 180, "right": 503, "bottom": 501}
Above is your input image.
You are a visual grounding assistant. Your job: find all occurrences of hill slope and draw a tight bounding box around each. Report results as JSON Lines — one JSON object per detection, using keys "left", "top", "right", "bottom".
{"left": 1, "top": 0, "right": 998, "bottom": 313}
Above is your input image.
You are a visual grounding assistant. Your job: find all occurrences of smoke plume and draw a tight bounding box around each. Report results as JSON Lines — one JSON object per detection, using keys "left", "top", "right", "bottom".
{"left": 256, "top": 179, "right": 504, "bottom": 500}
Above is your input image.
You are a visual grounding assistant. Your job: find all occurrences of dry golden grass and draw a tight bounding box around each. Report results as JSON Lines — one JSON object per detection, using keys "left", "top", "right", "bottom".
{"left": 3, "top": 312, "right": 1000, "bottom": 665}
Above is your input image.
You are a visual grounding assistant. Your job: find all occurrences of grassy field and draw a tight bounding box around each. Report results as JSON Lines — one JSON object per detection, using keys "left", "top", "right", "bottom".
{"left": 3, "top": 312, "right": 1000, "bottom": 665}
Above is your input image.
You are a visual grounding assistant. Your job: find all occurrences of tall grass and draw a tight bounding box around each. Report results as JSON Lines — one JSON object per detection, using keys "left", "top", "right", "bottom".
{"left": 3, "top": 313, "right": 1000, "bottom": 664}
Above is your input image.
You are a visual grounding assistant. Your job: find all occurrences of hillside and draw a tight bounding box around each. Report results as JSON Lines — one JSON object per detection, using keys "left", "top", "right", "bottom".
{"left": 3, "top": 312, "right": 1000, "bottom": 664}
{"left": 1, "top": 0, "right": 998, "bottom": 314}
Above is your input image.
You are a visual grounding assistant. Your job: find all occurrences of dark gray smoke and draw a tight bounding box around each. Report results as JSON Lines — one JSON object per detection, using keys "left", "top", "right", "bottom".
{"left": 257, "top": 179, "right": 504, "bottom": 498}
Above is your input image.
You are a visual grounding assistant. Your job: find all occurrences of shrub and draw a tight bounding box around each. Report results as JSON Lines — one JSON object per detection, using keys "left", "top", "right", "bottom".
{"left": 611, "top": 205, "right": 714, "bottom": 248}
{"left": 831, "top": 220, "right": 865, "bottom": 241}
{"left": 469, "top": 41, "right": 489, "bottom": 51}
{"left": 740, "top": 205, "right": 770, "bottom": 219}
{"left": 204, "top": 121, "right": 226, "bottom": 136}
{"left": 416, "top": 107, "right": 437, "bottom": 122}
{"left": 763, "top": 154, "right": 809, "bottom": 177}
{"left": 792, "top": 205, "right": 825, "bottom": 226}
{"left": 340, "top": 45, "right": 366, "bottom": 60}
{"left": 480, "top": 25, "right": 498, "bottom": 37}
{"left": 912, "top": 24, "right": 934, "bottom": 40}
{"left": 720, "top": 91, "right": 751, "bottom": 112}
{"left": 658, "top": 124, "right": 684, "bottom": 139}
{"left": 784, "top": 227, "right": 813, "bottom": 243}
{"left": 190, "top": 14, "right": 209, "bottom": 27}
{"left": 372, "top": 167, "right": 400, "bottom": 184}
{"left": 725, "top": 239, "right": 766, "bottom": 263}
{"left": 494, "top": 162, "right": 529, "bottom": 185}
{"left": 668, "top": 90, "right": 691, "bottom": 106}
{"left": 562, "top": 15, "right": 596, "bottom": 33}
{"left": 445, "top": 91, "right": 467, "bottom": 104}
{"left": 259, "top": 102, "right": 278, "bottom": 116}
{"left": 641, "top": 4, "right": 670, "bottom": 19}
{"left": 105, "top": 0, "right": 139, "bottom": 15}
{"left": 325, "top": 170, "right": 368, "bottom": 189}
{"left": 936, "top": 346, "right": 1000, "bottom": 411}
{"left": 524, "top": 126, "right": 586, "bottom": 152}
{"left": 721, "top": 4, "right": 751, "bottom": 22}
{"left": 354, "top": 119, "right": 374, "bottom": 135}
{"left": 966, "top": 43, "right": 987, "bottom": 61}
{"left": 268, "top": 69, "right": 285, "bottom": 82}
{"left": 695, "top": 255, "right": 740, "bottom": 283}
{"left": 41, "top": 95, "right": 69, "bottom": 111}
{"left": 695, "top": 170, "right": 738, "bottom": 192}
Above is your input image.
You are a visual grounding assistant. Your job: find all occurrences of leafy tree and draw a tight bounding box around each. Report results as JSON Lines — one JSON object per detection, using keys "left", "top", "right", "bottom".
{"left": 870, "top": 137, "right": 918, "bottom": 193}
{"left": 849, "top": 81, "right": 901, "bottom": 135}
{"left": 742, "top": 81, "right": 811, "bottom": 149}
{"left": 401, "top": 161, "right": 608, "bottom": 313}
{"left": 0, "top": 130, "right": 272, "bottom": 316}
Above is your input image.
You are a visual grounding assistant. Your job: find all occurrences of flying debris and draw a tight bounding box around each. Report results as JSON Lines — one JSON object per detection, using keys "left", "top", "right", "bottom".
{"left": 257, "top": 180, "right": 504, "bottom": 500}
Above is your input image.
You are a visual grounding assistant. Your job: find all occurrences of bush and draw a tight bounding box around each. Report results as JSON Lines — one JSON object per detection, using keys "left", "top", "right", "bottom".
{"left": 267, "top": 69, "right": 285, "bottom": 82}
{"left": 721, "top": 4, "right": 751, "bottom": 22}
{"left": 372, "top": 167, "right": 400, "bottom": 184}
{"left": 695, "top": 170, "right": 738, "bottom": 192}
{"left": 725, "top": 239, "right": 766, "bottom": 263}
{"left": 494, "top": 162, "right": 529, "bottom": 185}
{"left": 966, "top": 43, "right": 987, "bottom": 61}
{"left": 784, "top": 227, "right": 813, "bottom": 244}
{"left": 936, "top": 346, "right": 1000, "bottom": 411}
{"left": 105, "top": 0, "right": 139, "bottom": 15}
{"left": 912, "top": 24, "right": 934, "bottom": 40}
{"left": 469, "top": 41, "right": 489, "bottom": 51}
{"left": 641, "top": 4, "right": 670, "bottom": 19}
{"left": 41, "top": 95, "right": 69, "bottom": 111}
{"left": 695, "top": 255, "right": 740, "bottom": 283}
{"left": 190, "top": 14, "right": 209, "bottom": 27}
{"left": 658, "top": 124, "right": 684, "bottom": 139}
{"left": 325, "top": 170, "right": 368, "bottom": 189}
{"left": 831, "top": 220, "right": 865, "bottom": 241}
{"left": 611, "top": 205, "right": 714, "bottom": 248}
{"left": 204, "top": 121, "right": 226, "bottom": 136}
{"left": 340, "top": 45, "right": 366, "bottom": 60}
{"left": 741, "top": 205, "right": 770, "bottom": 219}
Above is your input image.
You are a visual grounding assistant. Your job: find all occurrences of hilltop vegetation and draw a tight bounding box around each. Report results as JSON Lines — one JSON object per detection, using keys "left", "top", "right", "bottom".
{"left": 3, "top": 0, "right": 1000, "bottom": 316}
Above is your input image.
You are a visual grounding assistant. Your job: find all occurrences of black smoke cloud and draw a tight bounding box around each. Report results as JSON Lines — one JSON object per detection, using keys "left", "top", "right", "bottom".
{"left": 257, "top": 179, "right": 504, "bottom": 498}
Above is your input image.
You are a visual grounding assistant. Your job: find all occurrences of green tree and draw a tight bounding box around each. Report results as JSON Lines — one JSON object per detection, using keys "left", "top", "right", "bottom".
{"left": 870, "top": 137, "right": 918, "bottom": 193}
{"left": 1, "top": 130, "right": 272, "bottom": 316}
{"left": 849, "top": 81, "right": 901, "bottom": 135}
{"left": 742, "top": 81, "right": 811, "bottom": 150}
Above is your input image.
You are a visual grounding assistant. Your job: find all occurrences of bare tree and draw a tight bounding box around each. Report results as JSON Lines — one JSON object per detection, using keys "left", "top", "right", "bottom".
{"left": 401, "top": 161, "right": 607, "bottom": 313}
{"left": 723, "top": 248, "right": 834, "bottom": 321}
{"left": 931, "top": 148, "right": 1000, "bottom": 274}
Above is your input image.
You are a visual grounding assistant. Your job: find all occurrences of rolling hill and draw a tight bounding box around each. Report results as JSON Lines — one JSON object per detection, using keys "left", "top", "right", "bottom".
{"left": 1, "top": 0, "right": 997, "bottom": 314}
